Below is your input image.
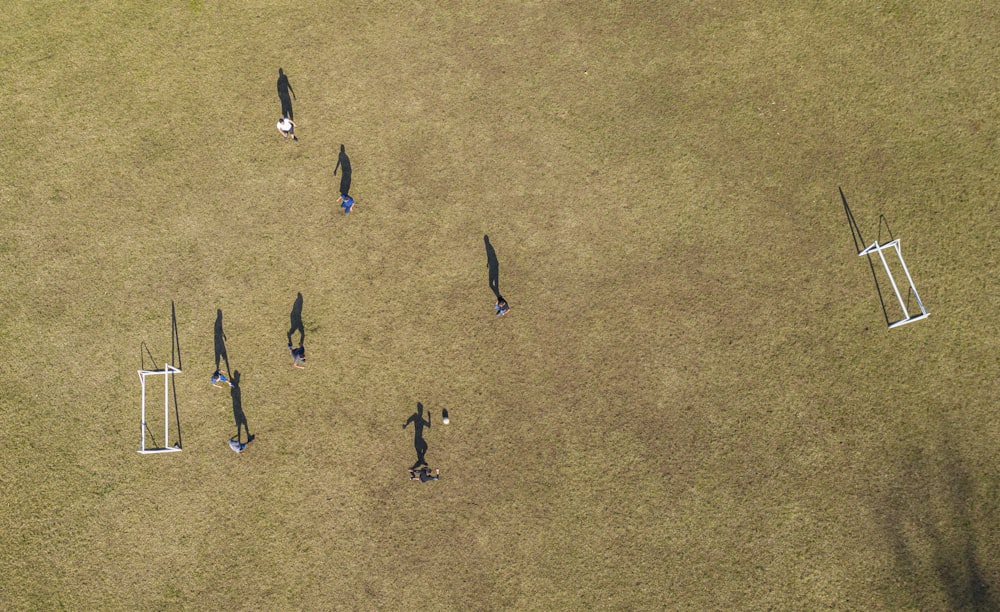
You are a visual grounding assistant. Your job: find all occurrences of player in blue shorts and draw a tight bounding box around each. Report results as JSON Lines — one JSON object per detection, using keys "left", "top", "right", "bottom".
{"left": 211, "top": 370, "right": 231, "bottom": 388}
{"left": 288, "top": 343, "right": 306, "bottom": 368}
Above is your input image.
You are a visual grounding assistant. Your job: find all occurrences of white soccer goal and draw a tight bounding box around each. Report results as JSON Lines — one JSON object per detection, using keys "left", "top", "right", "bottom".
{"left": 858, "top": 238, "right": 929, "bottom": 329}
{"left": 840, "top": 188, "right": 929, "bottom": 329}
{"left": 138, "top": 364, "right": 182, "bottom": 454}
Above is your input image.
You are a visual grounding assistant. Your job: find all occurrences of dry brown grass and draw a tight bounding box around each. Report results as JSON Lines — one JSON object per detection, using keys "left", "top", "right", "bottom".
{"left": 1, "top": 1, "right": 998, "bottom": 609}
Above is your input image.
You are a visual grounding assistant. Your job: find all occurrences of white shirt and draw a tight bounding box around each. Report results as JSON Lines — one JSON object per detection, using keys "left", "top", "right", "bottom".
{"left": 277, "top": 118, "right": 293, "bottom": 133}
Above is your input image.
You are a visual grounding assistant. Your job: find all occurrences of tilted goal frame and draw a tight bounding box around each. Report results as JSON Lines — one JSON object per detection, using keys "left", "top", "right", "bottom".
{"left": 858, "top": 238, "right": 929, "bottom": 329}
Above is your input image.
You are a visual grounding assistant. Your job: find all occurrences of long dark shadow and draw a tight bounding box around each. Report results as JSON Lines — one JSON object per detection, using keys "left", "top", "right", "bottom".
{"left": 171, "top": 300, "right": 182, "bottom": 370}
{"left": 287, "top": 292, "right": 305, "bottom": 346}
{"left": 214, "top": 309, "right": 231, "bottom": 377}
{"left": 230, "top": 370, "right": 252, "bottom": 444}
{"left": 170, "top": 301, "right": 183, "bottom": 449}
{"left": 335, "top": 145, "right": 352, "bottom": 209}
{"left": 840, "top": 187, "right": 889, "bottom": 327}
{"left": 403, "top": 402, "right": 431, "bottom": 470}
{"left": 484, "top": 234, "right": 502, "bottom": 302}
{"left": 277, "top": 68, "right": 295, "bottom": 120}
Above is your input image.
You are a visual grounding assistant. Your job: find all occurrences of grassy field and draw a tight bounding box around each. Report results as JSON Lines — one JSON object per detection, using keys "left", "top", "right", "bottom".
{"left": 1, "top": 1, "right": 998, "bottom": 609}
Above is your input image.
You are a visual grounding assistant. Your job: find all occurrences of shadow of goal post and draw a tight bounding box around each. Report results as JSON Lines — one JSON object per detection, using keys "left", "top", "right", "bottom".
{"left": 858, "top": 238, "right": 929, "bottom": 329}
{"left": 138, "top": 364, "right": 182, "bottom": 454}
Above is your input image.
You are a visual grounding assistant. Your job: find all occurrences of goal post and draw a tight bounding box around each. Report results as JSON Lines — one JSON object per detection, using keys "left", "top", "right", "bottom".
{"left": 138, "top": 364, "right": 182, "bottom": 454}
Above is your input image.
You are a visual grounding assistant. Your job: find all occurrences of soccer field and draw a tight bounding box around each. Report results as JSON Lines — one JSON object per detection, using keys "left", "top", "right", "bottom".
{"left": 1, "top": 2, "right": 998, "bottom": 609}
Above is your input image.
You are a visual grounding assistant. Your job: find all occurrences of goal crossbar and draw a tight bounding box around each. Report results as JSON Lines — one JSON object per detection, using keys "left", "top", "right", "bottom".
{"left": 138, "top": 364, "right": 182, "bottom": 454}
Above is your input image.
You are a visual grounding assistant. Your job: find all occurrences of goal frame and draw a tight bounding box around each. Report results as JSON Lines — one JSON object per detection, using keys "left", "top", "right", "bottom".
{"left": 138, "top": 364, "right": 182, "bottom": 454}
{"left": 858, "top": 238, "right": 929, "bottom": 329}
{"left": 840, "top": 188, "right": 929, "bottom": 329}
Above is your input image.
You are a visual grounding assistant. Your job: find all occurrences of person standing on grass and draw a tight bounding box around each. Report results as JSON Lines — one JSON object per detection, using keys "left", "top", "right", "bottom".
{"left": 277, "top": 68, "right": 296, "bottom": 120}
{"left": 229, "top": 436, "right": 254, "bottom": 453}
{"left": 494, "top": 298, "right": 510, "bottom": 317}
{"left": 211, "top": 370, "right": 231, "bottom": 388}
{"left": 288, "top": 343, "right": 306, "bottom": 368}
{"left": 277, "top": 117, "right": 297, "bottom": 141}
{"left": 334, "top": 144, "right": 355, "bottom": 213}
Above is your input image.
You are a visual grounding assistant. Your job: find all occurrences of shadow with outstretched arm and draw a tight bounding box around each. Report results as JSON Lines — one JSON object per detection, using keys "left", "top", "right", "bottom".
{"left": 334, "top": 144, "right": 352, "bottom": 200}
{"left": 403, "top": 402, "right": 431, "bottom": 470}
{"left": 230, "top": 370, "right": 253, "bottom": 444}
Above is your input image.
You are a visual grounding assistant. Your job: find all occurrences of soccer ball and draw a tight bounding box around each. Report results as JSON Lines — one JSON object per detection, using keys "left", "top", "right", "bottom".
{"left": 442, "top": 417, "right": 450, "bottom": 425}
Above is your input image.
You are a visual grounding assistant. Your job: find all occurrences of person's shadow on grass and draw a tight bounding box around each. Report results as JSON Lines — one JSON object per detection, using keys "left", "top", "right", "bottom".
{"left": 230, "top": 370, "right": 253, "bottom": 445}
{"left": 403, "top": 402, "right": 431, "bottom": 470}
{"left": 334, "top": 144, "right": 352, "bottom": 200}
{"left": 277, "top": 68, "right": 295, "bottom": 120}
{"left": 484, "top": 234, "right": 501, "bottom": 302}
{"left": 287, "top": 292, "right": 305, "bottom": 346}
{"left": 214, "top": 309, "right": 231, "bottom": 377}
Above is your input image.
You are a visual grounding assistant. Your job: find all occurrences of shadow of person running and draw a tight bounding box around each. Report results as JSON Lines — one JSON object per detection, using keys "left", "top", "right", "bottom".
{"left": 230, "top": 370, "right": 253, "bottom": 445}
{"left": 403, "top": 402, "right": 431, "bottom": 470}
{"left": 287, "top": 292, "right": 305, "bottom": 346}
{"left": 214, "top": 309, "right": 231, "bottom": 377}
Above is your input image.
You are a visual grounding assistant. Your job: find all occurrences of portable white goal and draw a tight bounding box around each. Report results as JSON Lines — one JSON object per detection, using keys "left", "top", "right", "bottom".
{"left": 840, "top": 188, "right": 929, "bottom": 329}
{"left": 138, "top": 364, "right": 182, "bottom": 454}
{"left": 858, "top": 238, "right": 929, "bottom": 329}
